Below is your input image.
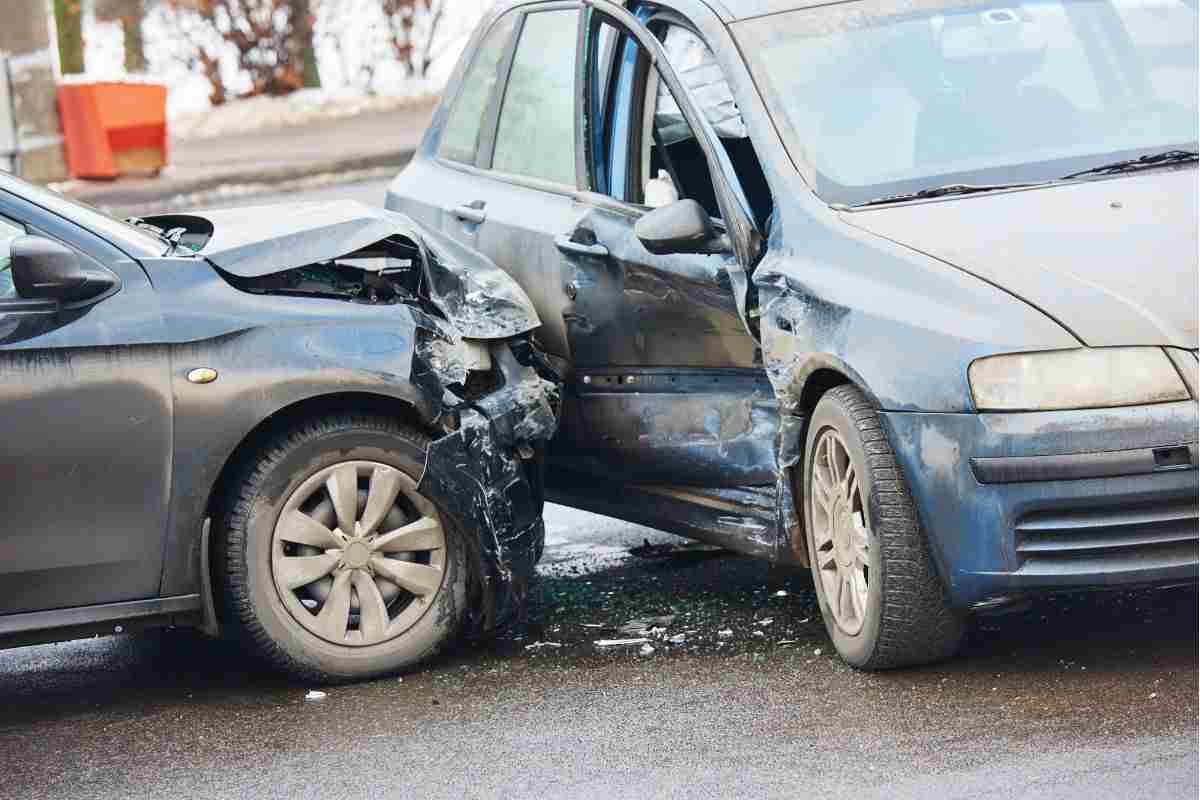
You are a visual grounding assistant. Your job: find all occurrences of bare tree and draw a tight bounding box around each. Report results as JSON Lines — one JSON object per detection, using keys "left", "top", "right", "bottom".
{"left": 291, "top": 0, "right": 320, "bottom": 88}
{"left": 96, "top": 0, "right": 148, "bottom": 73}
{"left": 161, "top": 0, "right": 309, "bottom": 103}
{"left": 380, "top": 0, "right": 445, "bottom": 78}
{"left": 53, "top": 0, "right": 86, "bottom": 74}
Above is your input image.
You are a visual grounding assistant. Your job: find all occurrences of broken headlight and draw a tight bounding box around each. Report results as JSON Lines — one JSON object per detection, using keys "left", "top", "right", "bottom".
{"left": 968, "top": 347, "right": 1191, "bottom": 411}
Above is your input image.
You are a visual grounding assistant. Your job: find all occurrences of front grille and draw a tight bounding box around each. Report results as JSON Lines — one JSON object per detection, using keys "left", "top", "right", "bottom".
{"left": 1015, "top": 499, "right": 1199, "bottom": 573}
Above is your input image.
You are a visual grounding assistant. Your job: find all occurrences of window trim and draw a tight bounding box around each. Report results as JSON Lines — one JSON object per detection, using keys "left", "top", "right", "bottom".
{"left": 432, "top": 155, "right": 585, "bottom": 199}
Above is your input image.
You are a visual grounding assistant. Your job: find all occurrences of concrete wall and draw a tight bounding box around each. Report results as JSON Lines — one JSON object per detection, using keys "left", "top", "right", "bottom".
{"left": 0, "top": 0, "right": 68, "bottom": 182}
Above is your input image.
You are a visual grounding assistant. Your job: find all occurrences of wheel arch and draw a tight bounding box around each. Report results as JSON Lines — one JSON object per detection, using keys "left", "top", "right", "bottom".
{"left": 778, "top": 355, "right": 880, "bottom": 567}
{"left": 197, "top": 391, "right": 438, "bottom": 629}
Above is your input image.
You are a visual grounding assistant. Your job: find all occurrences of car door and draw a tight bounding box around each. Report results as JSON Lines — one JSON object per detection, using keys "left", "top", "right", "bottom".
{"left": 550, "top": 3, "right": 778, "bottom": 486}
{"left": 0, "top": 189, "right": 172, "bottom": 615}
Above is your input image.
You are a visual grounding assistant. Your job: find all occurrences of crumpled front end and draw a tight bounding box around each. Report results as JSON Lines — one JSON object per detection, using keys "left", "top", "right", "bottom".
{"left": 143, "top": 200, "right": 562, "bottom": 634}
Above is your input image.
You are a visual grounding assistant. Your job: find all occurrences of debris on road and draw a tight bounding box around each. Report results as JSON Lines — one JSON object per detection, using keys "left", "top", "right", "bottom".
{"left": 629, "top": 539, "right": 726, "bottom": 559}
{"left": 525, "top": 642, "right": 563, "bottom": 651}
{"left": 756, "top": 618, "right": 774, "bottom": 626}
{"left": 305, "top": 690, "right": 327, "bottom": 701}
{"left": 595, "top": 638, "right": 651, "bottom": 648}
{"left": 639, "top": 644, "right": 656, "bottom": 656}
{"left": 619, "top": 615, "right": 676, "bottom": 636}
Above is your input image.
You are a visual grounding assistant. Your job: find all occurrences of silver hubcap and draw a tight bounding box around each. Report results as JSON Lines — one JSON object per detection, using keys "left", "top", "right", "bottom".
{"left": 271, "top": 461, "right": 446, "bottom": 647}
{"left": 811, "top": 430, "right": 871, "bottom": 636}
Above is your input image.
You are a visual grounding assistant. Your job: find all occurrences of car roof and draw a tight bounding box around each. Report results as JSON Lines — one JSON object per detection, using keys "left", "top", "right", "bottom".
{"left": 483, "top": 0, "right": 741, "bottom": 24}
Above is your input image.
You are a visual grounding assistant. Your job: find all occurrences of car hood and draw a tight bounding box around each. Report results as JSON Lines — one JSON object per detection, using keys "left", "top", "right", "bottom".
{"left": 144, "top": 201, "right": 541, "bottom": 340}
{"left": 842, "top": 168, "right": 1198, "bottom": 349}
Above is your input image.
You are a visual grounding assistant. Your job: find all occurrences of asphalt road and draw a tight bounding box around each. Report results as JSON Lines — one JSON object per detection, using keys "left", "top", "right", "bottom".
{"left": 0, "top": 179, "right": 1194, "bottom": 800}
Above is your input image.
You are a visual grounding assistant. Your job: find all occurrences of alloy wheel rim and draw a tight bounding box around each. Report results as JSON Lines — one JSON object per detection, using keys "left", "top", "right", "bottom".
{"left": 271, "top": 461, "right": 446, "bottom": 647}
{"left": 811, "top": 429, "right": 871, "bottom": 636}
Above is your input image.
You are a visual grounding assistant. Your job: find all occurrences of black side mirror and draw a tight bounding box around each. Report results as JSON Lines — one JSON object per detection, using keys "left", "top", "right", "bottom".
{"left": 634, "top": 199, "right": 728, "bottom": 255}
{"left": 11, "top": 235, "right": 116, "bottom": 304}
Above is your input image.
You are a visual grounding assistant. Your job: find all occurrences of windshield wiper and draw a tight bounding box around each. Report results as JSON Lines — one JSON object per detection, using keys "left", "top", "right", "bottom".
{"left": 1060, "top": 149, "right": 1198, "bottom": 180}
{"left": 844, "top": 182, "right": 1042, "bottom": 209}
{"left": 125, "top": 216, "right": 186, "bottom": 255}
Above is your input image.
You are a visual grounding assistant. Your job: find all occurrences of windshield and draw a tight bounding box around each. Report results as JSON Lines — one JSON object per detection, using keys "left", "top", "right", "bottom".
{"left": 734, "top": 0, "right": 1198, "bottom": 206}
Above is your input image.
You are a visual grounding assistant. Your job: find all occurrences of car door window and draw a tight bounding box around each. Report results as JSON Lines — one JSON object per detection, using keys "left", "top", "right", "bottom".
{"left": 645, "top": 24, "right": 774, "bottom": 229}
{"left": 491, "top": 8, "right": 580, "bottom": 186}
{"left": 588, "top": 18, "right": 725, "bottom": 215}
{"left": 439, "top": 13, "right": 518, "bottom": 165}
{"left": 0, "top": 215, "right": 24, "bottom": 300}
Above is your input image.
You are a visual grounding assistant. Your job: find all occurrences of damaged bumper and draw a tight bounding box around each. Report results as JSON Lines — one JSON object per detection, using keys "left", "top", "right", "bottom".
{"left": 415, "top": 340, "right": 560, "bottom": 632}
{"left": 882, "top": 401, "right": 1199, "bottom": 608}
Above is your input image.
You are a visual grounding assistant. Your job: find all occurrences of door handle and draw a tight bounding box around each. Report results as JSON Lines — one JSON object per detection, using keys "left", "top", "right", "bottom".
{"left": 555, "top": 234, "right": 609, "bottom": 258}
{"left": 452, "top": 203, "right": 487, "bottom": 224}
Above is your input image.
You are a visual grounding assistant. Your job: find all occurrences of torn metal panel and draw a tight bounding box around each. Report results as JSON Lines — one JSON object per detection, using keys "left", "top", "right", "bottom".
{"left": 140, "top": 200, "right": 541, "bottom": 341}
{"left": 416, "top": 341, "right": 562, "bottom": 632}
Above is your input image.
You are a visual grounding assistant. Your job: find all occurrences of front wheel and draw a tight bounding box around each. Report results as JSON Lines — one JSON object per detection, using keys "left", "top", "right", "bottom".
{"left": 217, "top": 415, "right": 470, "bottom": 682}
{"left": 802, "top": 385, "right": 964, "bottom": 669}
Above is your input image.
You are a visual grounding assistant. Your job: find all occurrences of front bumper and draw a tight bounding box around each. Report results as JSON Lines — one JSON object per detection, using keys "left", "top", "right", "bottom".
{"left": 882, "top": 401, "right": 1198, "bottom": 608}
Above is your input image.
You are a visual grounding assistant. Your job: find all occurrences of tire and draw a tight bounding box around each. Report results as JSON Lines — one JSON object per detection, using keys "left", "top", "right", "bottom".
{"left": 216, "top": 414, "right": 470, "bottom": 682}
{"left": 801, "top": 385, "right": 964, "bottom": 669}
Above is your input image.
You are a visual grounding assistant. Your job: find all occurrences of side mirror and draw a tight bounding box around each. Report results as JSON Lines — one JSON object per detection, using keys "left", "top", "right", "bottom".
{"left": 11, "top": 235, "right": 116, "bottom": 304}
{"left": 634, "top": 199, "right": 727, "bottom": 255}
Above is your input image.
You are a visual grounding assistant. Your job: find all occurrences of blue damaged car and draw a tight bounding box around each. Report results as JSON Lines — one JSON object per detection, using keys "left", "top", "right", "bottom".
{"left": 388, "top": 0, "right": 1198, "bottom": 668}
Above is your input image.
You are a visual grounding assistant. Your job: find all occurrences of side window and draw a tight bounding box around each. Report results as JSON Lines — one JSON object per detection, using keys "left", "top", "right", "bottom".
{"left": 491, "top": 9, "right": 580, "bottom": 185}
{"left": 642, "top": 71, "right": 723, "bottom": 217}
{"left": 438, "top": 13, "right": 518, "bottom": 165}
{"left": 588, "top": 18, "right": 775, "bottom": 230}
{"left": 0, "top": 216, "right": 25, "bottom": 300}
{"left": 588, "top": 18, "right": 724, "bottom": 215}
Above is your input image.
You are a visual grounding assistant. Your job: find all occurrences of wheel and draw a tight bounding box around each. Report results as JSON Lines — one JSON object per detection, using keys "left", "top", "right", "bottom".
{"left": 217, "top": 415, "right": 470, "bottom": 682}
{"left": 802, "top": 385, "right": 964, "bottom": 669}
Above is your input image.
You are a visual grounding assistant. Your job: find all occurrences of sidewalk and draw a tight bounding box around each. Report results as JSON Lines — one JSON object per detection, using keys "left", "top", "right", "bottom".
{"left": 61, "top": 102, "right": 435, "bottom": 212}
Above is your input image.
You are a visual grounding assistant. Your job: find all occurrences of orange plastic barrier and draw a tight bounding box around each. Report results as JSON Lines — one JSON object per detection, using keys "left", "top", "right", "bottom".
{"left": 57, "top": 82, "right": 168, "bottom": 179}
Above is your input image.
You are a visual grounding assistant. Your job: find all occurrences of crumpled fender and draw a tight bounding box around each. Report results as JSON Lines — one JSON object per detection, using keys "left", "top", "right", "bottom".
{"left": 415, "top": 342, "right": 560, "bottom": 632}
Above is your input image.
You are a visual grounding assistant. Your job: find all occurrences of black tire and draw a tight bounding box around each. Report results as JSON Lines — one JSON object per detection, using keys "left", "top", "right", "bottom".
{"left": 216, "top": 414, "right": 470, "bottom": 682}
{"left": 802, "top": 385, "right": 964, "bottom": 669}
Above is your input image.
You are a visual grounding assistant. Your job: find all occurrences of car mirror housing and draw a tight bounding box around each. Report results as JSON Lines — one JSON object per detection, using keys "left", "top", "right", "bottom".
{"left": 10, "top": 235, "right": 116, "bottom": 304}
{"left": 634, "top": 199, "right": 727, "bottom": 255}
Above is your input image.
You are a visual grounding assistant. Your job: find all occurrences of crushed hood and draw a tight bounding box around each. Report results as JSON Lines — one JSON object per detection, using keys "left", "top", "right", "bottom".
{"left": 149, "top": 200, "right": 541, "bottom": 340}
{"left": 843, "top": 168, "right": 1198, "bottom": 349}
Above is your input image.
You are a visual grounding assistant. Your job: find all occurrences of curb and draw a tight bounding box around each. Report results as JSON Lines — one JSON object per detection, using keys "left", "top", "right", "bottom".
{"left": 67, "top": 149, "right": 416, "bottom": 209}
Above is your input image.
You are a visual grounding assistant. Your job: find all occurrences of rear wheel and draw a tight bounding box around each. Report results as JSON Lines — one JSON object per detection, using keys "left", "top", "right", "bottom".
{"left": 802, "top": 385, "right": 964, "bottom": 669}
{"left": 218, "top": 415, "right": 469, "bottom": 682}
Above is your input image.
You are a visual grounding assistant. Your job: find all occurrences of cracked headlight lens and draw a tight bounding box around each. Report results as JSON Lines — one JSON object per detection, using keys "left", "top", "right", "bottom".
{"left": 969, "top": 347, "right": 1191, "bottom": 411}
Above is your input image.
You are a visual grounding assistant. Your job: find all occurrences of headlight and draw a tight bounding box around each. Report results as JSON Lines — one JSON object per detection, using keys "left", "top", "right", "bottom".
{"left": 969, "top": 347, "right": 1191, "bottom": 411}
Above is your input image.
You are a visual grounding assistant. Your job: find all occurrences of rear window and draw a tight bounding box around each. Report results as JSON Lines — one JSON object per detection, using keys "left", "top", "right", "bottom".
{"left": 491, "top": 9, "right": 581, "bottom": 185}
{"left": 438, "top": 14, "right": 517, "bottom": 165}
